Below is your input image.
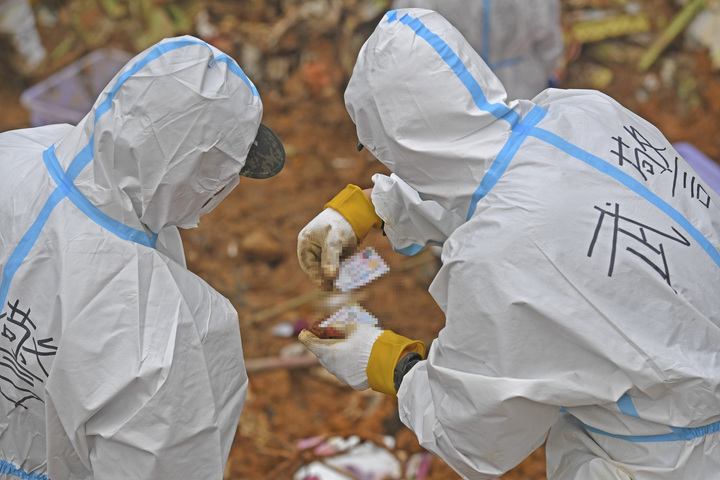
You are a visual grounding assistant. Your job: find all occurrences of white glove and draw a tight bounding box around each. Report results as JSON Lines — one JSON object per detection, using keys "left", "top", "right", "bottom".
{"left": 298, "top": 322, "right": 382, "bottom": 390}
{"left": 297, "top": 208, "right": 358, "bottom": 288}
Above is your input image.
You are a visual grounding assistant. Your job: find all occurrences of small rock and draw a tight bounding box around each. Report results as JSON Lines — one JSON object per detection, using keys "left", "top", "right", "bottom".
{"left": 227, "top": 241, "right": 239, "bottom": 258}
{"left": 240, "top": 229, "right": 285, "bottom": 263}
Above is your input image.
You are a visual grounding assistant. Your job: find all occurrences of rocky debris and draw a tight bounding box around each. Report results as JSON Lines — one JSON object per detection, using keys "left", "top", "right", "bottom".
{"left": 240, "top": 228, "right": 285, "bottom": 263}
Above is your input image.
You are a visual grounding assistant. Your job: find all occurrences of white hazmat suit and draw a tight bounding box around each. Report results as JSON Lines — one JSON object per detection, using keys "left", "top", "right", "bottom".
{"left": 390, "top": 0, "right": 563, "bottom": 100}
{"left": 345, "top": 9, "right": 720, "bottom": 479}
{"left": 0, "top": 37, "right": 267, "bottom": 479}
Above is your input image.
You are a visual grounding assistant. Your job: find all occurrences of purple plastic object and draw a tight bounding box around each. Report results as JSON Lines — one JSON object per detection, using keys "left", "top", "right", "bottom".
{"left": 20, "top": 49, "right": 133, "bottom": 127}
{"left": 674, "top": 142, "right": 720, "bottom": 195}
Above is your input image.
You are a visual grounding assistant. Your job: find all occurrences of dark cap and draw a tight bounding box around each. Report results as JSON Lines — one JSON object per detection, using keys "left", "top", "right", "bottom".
{"left": 240, "top": 124, "right": 286, "bottom": 179}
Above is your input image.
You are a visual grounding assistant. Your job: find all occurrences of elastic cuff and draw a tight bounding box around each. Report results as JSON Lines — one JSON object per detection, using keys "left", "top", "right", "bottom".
{"left": 367, "top": 330, "right": 426, "bottom": 396}
{"left": 324, "top": 184, "right": 383, "bottom": 240}
{"left": 394, "top": 352, "right": 422, "bottom": 392}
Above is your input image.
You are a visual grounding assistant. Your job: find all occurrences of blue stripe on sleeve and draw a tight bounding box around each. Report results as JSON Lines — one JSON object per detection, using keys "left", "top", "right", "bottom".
{"left": 394, "top": 243, "right": 426, "bottom": 256}
{"left": 583, "top": 418, "right": 720, "bottom": 443}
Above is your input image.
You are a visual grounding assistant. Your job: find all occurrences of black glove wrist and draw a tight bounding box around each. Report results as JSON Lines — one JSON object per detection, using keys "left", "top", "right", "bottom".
{"left": 393, "top": 352, "right": 422, "bottom": 393}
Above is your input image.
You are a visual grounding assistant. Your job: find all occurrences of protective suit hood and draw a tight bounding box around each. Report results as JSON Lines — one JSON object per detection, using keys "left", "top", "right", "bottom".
{"left": 345, "top": 9, "right": 527, "bottom": 220}
{"left": 53, "top": 36, "right": 263, "bottom": 233}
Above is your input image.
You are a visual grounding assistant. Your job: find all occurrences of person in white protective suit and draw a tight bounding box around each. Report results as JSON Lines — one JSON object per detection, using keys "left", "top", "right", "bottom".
{"left": 390, "top": 0, "right": 564, "bottom": 101}
{"left": 0, "top": 36, "right": 284, "bottom": 480}
{"left": 296, "top": 9, "right": 720, "bottom": 480}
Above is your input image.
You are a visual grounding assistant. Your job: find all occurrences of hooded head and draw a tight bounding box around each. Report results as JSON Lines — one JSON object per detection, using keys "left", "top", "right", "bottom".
{"left": 54, "top": 36, "right": 284, "bottom": 234}
{"left": 345, "top": 9, "right": 523, "bottom": 219}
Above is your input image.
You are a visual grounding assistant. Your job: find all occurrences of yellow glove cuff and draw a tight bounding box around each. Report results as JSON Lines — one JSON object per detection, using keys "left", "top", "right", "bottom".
{"left": 324, "top": 184, "right": 383, "bottom": 240}
{"left": 367, "top": 330, "right": 426, "bottom": 396}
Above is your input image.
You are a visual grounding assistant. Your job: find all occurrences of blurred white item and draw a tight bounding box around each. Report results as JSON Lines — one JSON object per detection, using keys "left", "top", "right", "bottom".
{"left": 294, "top": 437, "right": 401, "bottom": 480}
{"left": 334, "top": 246, "right": 389, "bottom": 292}
{"left": 0, "top": 0, "right": 46, "bottom": 75}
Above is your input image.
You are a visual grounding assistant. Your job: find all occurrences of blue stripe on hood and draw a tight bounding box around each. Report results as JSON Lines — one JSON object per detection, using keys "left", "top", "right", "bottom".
{"left": 1, "top": 38, "right": 253, "bottom": 311}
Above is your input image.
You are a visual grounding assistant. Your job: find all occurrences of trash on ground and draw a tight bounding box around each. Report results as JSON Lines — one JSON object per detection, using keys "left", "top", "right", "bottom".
{"left": 272, "top": 318, "right": 311, "bottom": 337}
{"left": 20, "top": 49, "right": 132, "bottom": 127}
{"left": 686, "top": 4, "right": 720, "bottom": 70}
{"left": 674, "top": 142, "right": 720, "bottom": 194}
{"left": 293, "top": 435, "right": 437, "bottom": 480}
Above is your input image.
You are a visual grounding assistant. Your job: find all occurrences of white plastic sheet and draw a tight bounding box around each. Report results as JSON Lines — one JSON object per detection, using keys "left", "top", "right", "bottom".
{"left": 294, "top": 439, "right": 401, "bottom": 480}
